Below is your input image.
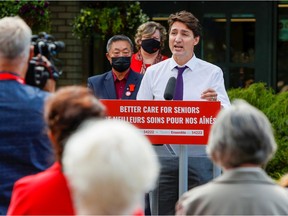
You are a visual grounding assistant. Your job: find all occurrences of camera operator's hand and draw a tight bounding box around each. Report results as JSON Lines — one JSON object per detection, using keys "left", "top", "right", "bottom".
{"left": 37, "top": 54, "right": 56, "bottom": 93}
{"left": 43, "top": 79, "right": 56, "bottom": 92}
{"left": 36, "top": 54, "right": 52, "bottom": 68}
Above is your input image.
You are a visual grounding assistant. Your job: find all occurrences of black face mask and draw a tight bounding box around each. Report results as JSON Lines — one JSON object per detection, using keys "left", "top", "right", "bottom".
{"left": 141, "top": 38, "right": 161, "bottom": 54}
{"left": 111, "top": 57, "right": 131, "bottom": 73}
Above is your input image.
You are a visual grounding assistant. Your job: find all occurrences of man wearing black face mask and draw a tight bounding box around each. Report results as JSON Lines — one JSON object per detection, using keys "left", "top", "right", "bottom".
{"left": 88, "top": 35, "right": 143, "bottom": 100}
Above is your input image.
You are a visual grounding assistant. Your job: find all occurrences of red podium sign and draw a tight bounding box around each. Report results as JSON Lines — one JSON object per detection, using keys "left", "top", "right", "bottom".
{"left": 100, "top": 100, "right": 221, "bottom": 145}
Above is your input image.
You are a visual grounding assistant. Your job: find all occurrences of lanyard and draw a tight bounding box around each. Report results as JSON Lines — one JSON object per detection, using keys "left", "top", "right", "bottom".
{"left": 0, "top": 72, "right": 25, "bottom": 84}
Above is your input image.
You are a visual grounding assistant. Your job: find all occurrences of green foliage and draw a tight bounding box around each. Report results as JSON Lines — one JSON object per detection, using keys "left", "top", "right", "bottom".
{"left": 228, "top": 83, "right": 288, "bottom": 179}
{"left": 0, "top": 0, "right": 51, "bottom": 33}
{"left": 72, "top": 1, "right": 149, "bottom": 40}
{"left": 265, "top": 91, "right": 288, "bottom": 179}
{"left": 125, "top": 2, "right": 150, "bottom": 31}
{"left": 228, "top": 82, "right": 275, "bottom": 111}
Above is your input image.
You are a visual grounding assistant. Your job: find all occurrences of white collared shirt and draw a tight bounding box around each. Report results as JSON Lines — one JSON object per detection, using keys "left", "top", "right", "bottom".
{"left": 137, "top": 55, "right": 230, "bottom": 108}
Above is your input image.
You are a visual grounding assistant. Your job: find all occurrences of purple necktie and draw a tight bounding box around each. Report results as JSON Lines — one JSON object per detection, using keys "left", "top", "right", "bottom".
{"left": 173, "top": 66, "right": 188, "bottom": 100}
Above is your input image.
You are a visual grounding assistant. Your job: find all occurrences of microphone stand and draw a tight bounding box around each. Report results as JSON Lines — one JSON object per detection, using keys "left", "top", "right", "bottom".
{"left": 179, "top": 144, "right": 188, "bottom": 197}
{"left": 163, "top": 77, "right": 188, "bottom": 197}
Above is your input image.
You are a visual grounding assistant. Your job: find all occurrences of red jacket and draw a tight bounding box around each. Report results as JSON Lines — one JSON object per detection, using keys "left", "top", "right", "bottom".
{"left": 7, "top": 162, "right": 145, "bottom": 216}
{"left": 7, "top": 162, "right": 75, "bottom": 215}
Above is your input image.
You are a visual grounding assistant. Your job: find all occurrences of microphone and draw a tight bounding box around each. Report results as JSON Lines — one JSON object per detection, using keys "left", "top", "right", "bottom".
{"left": 164, "top": 77, "right": 176, "bottom": 100}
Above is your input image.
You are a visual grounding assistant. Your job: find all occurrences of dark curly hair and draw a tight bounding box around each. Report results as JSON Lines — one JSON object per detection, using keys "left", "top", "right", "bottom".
{"left": 44, "top": 86, "right": 106, "bottom": 161}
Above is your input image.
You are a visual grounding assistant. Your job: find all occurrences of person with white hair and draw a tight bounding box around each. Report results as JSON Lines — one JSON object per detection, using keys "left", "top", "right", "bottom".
{"left": 0, "top": 16, "right": 54, "bottom": 214}
{"left": 63, "top": 119, "right": 160, "bottom": 215}
{"left": 176, "top": 99, "right": 288, "bottom": 215}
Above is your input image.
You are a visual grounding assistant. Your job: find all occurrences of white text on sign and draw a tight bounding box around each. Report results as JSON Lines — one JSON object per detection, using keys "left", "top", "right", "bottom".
{"left": 119, "top": 106, "right": 200, "bottom": 114}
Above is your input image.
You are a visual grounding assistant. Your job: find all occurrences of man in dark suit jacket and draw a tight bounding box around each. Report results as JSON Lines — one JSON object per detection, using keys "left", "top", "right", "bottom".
{"left": 88, "top": 35, "right": 149, "bottom": 214}
{"left": 88, "top": 35, "right": 143, "bottom": 100}
{"left": 0, "top": 17, "right": 54, "bottom": 214}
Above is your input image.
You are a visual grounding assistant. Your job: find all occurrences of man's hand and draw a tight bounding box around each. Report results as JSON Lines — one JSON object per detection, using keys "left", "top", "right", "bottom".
{"left": 36, "top": 54, "right": 51, "bottom": 68}
{"left": 201, "top": 88, "right": 218, "bottom": 101}
{"left": 37, "top": 54, "right": 56, "bottom": 92}
{"left": 42, "top": 79, "right": 56, "bottom": 92}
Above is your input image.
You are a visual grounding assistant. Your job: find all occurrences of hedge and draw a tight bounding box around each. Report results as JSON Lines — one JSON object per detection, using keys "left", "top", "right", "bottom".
{"left": 228, "top": 83, "right": 288, "bottom": 179}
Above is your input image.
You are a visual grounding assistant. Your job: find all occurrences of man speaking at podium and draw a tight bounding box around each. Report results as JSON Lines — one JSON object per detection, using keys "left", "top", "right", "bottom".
{"left": 137, "top": 10, "right": 230, "bottom": 215}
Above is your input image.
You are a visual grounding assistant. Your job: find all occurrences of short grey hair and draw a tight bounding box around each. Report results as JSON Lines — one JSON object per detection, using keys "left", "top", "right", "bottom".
{"left": 0, "top": 16, "right": 31, "bottom": 59}
{"left": 207, "top": 99, "right": 277, "bottom": 169}
{"left": 106, "top": 34, "right": 134, "bottom": 52}
{"left": 63, "top": 119, "right": 160, "bottom": 215}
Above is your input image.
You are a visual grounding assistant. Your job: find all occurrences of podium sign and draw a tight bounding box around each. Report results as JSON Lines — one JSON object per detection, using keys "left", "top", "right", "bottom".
{"left": 100, "top": 100, "right": 221, "bottom": 145}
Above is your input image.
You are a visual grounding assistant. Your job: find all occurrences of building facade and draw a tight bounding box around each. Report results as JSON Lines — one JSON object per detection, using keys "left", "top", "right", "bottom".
{"left": 49, "top": 1, "right": 287, "bottom": 92}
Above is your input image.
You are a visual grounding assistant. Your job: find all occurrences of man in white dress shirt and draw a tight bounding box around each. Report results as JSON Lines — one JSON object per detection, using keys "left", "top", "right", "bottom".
{"left": 137, "top": 10, "right": 230, "bottom": 215}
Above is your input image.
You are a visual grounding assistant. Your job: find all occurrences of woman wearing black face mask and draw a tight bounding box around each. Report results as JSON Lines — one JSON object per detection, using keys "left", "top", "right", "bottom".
{"left": 131, "top": 21, "right": 169, "bottom": 74}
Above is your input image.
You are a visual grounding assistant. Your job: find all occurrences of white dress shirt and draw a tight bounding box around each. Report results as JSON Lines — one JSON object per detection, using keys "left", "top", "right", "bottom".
{"left": 137, "top": 55, "right": 230, "bottom": 108}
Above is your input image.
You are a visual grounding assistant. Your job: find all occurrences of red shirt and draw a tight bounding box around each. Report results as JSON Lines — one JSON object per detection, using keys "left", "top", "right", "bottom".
{"left": 131, "top": 52, "right": 169, "bottom": 74}
{"left": 112, "top": 70, "right": 130, "bottom": 99}
{"left": 7, "top": 162, "right": 75, "bottom": 215}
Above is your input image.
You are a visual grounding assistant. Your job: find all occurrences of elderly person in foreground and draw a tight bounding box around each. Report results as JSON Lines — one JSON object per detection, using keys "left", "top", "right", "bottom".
{"left": 63, "top": 119, "right": 160, "bottom": 215}
{"left": 176, "top": 99, "right": 288, "bottom": 215}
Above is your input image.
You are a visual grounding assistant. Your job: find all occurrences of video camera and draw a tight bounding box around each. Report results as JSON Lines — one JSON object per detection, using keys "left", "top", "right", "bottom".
{"left": 25, "top": 32, "right": 65, "bottom": 89}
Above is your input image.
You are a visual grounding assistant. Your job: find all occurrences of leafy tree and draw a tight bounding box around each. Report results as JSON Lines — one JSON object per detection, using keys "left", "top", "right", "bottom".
{"left": 72, "top": 1, "right": 149, "bottom": 40}
{"left": 0, "top": 0, "right": 51, "bottom": 33}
